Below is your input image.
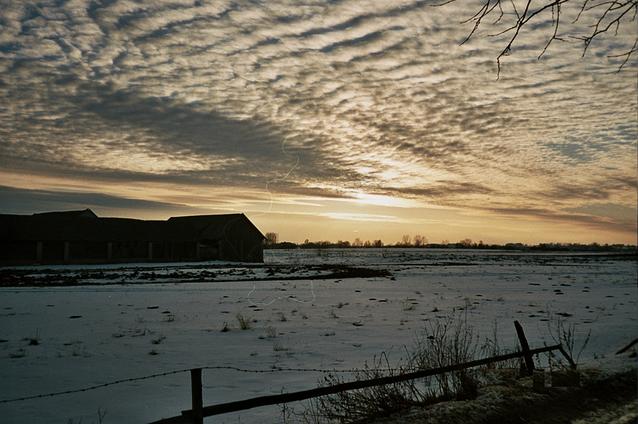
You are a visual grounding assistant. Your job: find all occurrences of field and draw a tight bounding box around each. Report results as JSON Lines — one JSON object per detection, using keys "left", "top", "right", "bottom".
{"left": 0, "top": 249, "right": 635, "bottom": 423}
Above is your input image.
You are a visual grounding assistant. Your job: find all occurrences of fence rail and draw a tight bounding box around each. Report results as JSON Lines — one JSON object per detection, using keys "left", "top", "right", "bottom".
{"left": 151, "top": 321, "right": 572, "bottom": 424}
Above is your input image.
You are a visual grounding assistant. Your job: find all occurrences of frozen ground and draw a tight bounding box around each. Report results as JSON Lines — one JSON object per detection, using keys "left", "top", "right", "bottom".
{"left": 0, "top": 249, "right": 635, "bottom": 423}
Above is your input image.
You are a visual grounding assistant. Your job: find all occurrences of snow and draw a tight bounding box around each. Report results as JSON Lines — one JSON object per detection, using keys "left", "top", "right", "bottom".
{"left": 0, "top": 249, "right": 635, "bottom": 423}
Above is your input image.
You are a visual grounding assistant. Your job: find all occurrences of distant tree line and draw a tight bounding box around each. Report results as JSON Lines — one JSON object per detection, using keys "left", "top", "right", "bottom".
{"left": 264, "top": 233, "right": 636, "bottom": 252}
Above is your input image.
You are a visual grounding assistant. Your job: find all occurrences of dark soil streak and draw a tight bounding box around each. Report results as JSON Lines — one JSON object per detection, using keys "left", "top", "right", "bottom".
{"left": 0, "top": 265, "right": 391, "bottom": 287}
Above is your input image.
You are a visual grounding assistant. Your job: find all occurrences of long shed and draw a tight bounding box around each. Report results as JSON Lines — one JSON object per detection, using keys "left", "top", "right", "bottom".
{"left": 0, "top": 209, "right": 265, "bottom": 265}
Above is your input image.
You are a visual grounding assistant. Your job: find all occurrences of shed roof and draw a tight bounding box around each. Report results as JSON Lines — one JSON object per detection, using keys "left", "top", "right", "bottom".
{"left": 32, "top": 209, "right": 97, "bottom": 219}
{"left": 167, "top": 213, "right": 265, "bottom": 240}
{"left": 0, "top": 210, "right": 264, "bottom": 242}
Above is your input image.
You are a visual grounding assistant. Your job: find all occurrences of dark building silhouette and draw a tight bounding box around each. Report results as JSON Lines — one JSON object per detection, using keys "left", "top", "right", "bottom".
{"left": 0, "top": 209, "right": 265, "bottom": 264}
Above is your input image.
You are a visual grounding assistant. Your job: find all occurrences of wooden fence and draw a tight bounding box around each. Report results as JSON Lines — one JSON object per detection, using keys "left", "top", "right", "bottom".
{"left": 150, "top": 321, "right": 574, "bottom": 424}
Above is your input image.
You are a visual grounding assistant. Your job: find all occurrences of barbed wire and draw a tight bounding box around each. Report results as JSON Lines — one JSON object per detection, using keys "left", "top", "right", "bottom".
{"left": 202, "top": 365, "right": 412, "bottom": 374}
{"left": 0, "top": 368, "right": 192, "bottom": 404}
{"left": 0, "top": 364, "right": 415, "bottom": 404}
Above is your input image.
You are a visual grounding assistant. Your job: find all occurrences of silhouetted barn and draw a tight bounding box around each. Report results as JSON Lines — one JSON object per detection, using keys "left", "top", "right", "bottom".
{"left": 0, "top": 209, "right": 265, "bottom": 264}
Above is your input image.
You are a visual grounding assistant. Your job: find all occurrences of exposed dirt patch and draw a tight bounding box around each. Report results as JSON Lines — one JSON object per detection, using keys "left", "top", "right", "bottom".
{"left": 0, "top": 264, "right": 391, "bottom": 287}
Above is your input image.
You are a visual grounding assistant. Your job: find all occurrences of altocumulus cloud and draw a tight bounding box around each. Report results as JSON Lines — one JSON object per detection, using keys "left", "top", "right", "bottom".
{"left": 0, "top": 0, "right": 635, "bottom": 236}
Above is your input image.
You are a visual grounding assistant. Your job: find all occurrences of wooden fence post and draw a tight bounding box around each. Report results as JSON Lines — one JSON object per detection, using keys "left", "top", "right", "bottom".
{"left": 514, "top": 320, "right": 535, "bottom": 375}
{"left": 191, "top": 369, "right": 203, "bottom": 424}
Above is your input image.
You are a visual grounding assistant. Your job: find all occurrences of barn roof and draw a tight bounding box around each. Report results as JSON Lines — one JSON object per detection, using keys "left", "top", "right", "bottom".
{"left": 32, "top": 209, "right": 97, "bottom": 219}
{"left": 167, "top": 213, "right": 264, "bottom": 240}
{"left": 0, "top": 210, "right": 264, "bottom": 242}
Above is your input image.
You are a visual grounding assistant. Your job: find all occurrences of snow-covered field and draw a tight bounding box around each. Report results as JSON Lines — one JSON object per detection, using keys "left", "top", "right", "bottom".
{"left": 0, "top": 249, "right": 635, "bottom": 423}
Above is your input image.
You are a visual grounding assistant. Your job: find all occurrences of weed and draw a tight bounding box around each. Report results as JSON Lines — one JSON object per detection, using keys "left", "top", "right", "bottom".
{"left": 301, "top": 313, "right": 574, "bottom": 423}
{"left": 305, "top": 353, "right": 425, "bottom": 423}
{"left": 236, "top": 313, "right": 252, "bottom": 330}
{"left": 96, "top": 408, "right": 106, "bottom": 424}
{"left": 273, "top": 341, "right": 288, "bottom": 352}
{"left": 71, "top": 346, "right": 91, "bottom": 358}
{"left": 24, "top": 329, "right": 41, "bottom": 346}
{"left": 265, "top": 326, "right": 278, "bottom": 339}
{"left": 304, "top": 313, "right": 488, "bottom": 422}
{"left": 412, "top": 313, "right": 480, "bottom": 399}
{"left": 151, "top": 335, "right": 166, "bottom": 345}
{"left": 402, "top": 299, "right": 416, "bottom": 311}
{"left": 9, "top": 349, "right": 26, "bottom": 359}
{"left": 69, "top": 408, "right": 106, "bottom": 424}
{"left": 547, "top": 313, "right": 591, "bottom": 368}
{"left": 130, "top": 328, "right": 151, "bottom": 337}
{"left": 221, "top": 322, "right": 230, "bottom": 332}
{"left": 479, "top": 320, "right": 519, "bottom": 370}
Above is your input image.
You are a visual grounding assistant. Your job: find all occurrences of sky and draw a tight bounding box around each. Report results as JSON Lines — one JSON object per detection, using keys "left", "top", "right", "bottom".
{"left": 0, "top": 0, "right": 636, "bottom": 245}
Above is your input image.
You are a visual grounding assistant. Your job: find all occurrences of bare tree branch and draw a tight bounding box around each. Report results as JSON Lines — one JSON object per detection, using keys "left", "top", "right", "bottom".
{"left": 441, "top": 0, "right": 638, "bottom": 77}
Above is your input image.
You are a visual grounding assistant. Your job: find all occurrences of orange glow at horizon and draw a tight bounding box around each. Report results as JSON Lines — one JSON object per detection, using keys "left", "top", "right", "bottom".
{"left": 1, "top": 170, "right": 635, "bottom": 246}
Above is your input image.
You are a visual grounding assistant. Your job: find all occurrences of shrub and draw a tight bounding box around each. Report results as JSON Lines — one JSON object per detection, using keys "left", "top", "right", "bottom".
{"left": 547, "top": 313, "right": 590, "bottom": 368}
{"left": 305, "top": 313, "right": 488, "bottom": 422}
{"left": 306, "top": 353, "right": 425, "bottom": 422}
{"left": 412, "top": 313, "right": 480, "bottom": 399}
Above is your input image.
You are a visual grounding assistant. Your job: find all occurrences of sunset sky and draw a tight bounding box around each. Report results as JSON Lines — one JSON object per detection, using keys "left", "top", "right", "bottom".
{"left": 0, "top": 0, "right": 636, "bottom": 244}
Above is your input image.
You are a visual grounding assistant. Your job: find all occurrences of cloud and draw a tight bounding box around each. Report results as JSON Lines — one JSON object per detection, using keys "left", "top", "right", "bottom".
{"left": 0, "top": 0, "right": 635, "bottom": 241}
{"left": 0, "top": 185, "right": 204, "bottom": 217}
{"left": 382, "top": 181, "right": 495, "bottom": 198}
{"left": 481, "top": 205, "right": 637, "bottom": 234}
{"left": 321, "top": 212, "right": 405, "bottom": 223}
